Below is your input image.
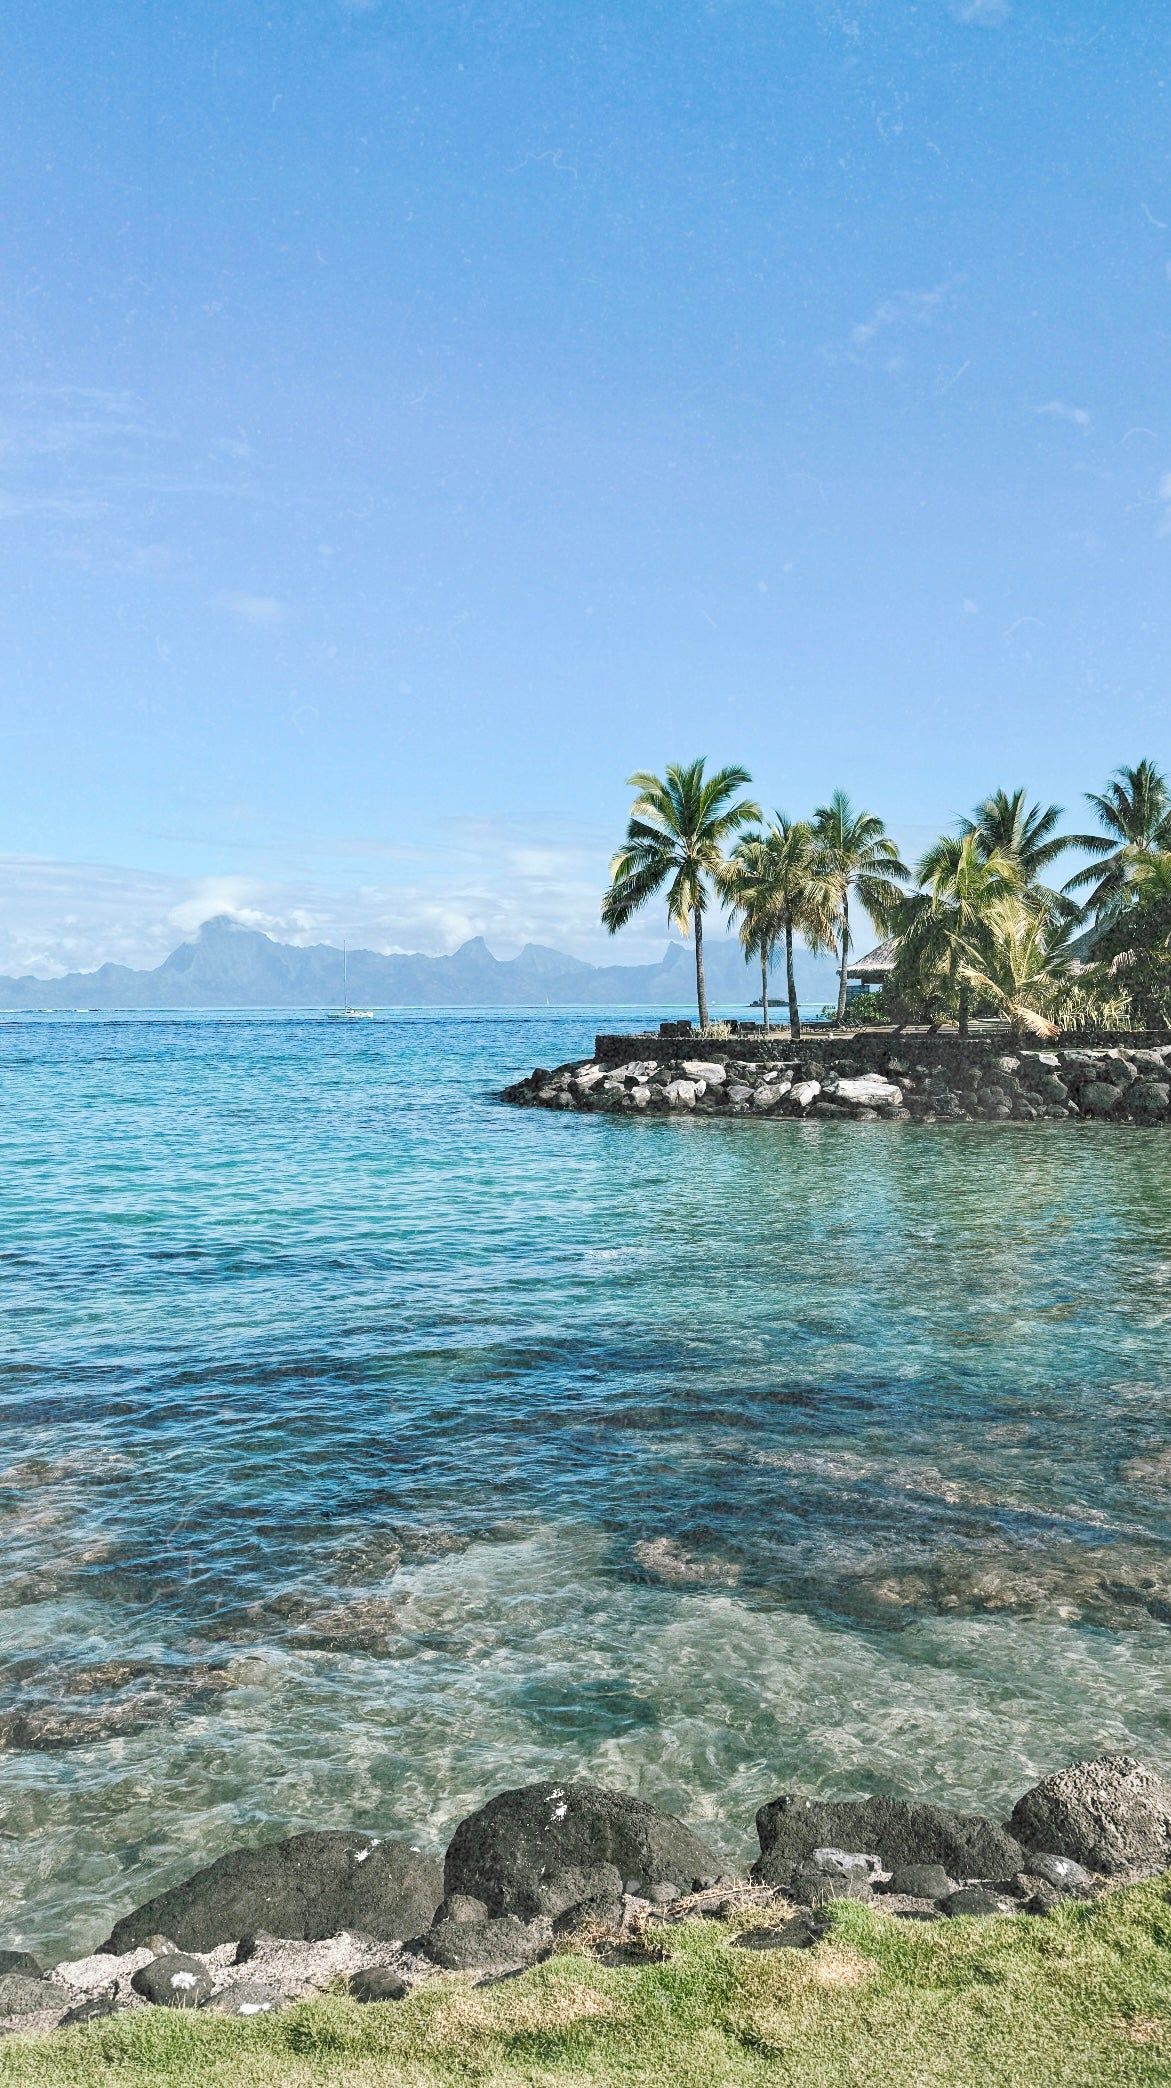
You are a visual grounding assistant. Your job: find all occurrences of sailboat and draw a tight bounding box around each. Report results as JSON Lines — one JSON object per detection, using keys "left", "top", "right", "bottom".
{"left": 326, "top": 941, "right": 375, "bottom": 1020}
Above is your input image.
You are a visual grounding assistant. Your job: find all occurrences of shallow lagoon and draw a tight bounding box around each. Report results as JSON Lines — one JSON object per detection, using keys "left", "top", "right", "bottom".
{"left": 1, "top": 1010, "right": 1170, "bottom": 1956}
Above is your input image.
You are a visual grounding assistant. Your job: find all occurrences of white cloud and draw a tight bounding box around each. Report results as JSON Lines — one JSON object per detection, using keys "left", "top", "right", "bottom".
{"left": 1037, "top": 400, "right": 1090, "bottom": 427}
{"left": 214, "top": 591, "right": 288, "bottom": 625}
{"left": 0, "top": 818, "right": 688, "bottom": 978}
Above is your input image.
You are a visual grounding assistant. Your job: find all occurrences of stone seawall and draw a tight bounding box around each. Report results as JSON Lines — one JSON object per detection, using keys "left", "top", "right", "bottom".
{"left": 502, "top": 1033, "right": 1171, "bottom": 1124}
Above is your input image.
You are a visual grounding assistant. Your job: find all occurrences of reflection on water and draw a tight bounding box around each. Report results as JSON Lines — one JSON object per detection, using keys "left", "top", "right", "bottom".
{"left": 1, "top": 1010, "right": 1170, "bottom": 1955}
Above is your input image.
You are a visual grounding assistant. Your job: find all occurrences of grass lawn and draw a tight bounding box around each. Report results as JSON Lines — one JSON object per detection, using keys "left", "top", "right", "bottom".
{"left": 2, "top": 1880, "right": 1169, "bottom": 2087}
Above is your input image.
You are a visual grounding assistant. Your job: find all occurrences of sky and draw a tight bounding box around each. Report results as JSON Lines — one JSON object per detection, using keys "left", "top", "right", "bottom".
{"left": 1, "top": 0, "right": 1169, "bottom": 976}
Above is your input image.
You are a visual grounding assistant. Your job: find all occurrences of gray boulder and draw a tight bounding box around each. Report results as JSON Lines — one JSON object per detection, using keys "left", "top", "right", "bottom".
{"left": 938, "top": 1889, "right": 1013, "bottom": 1919}
{"left": 130, "top": 1954, "right": 214, "bottom": 2008}
{"left": 531, "top": 1864, "right": 624, "bottom": 1920}
{"left": 349, "top": 1967, "right": 408, "bottom": 2003}
{"left": 102, "top": 1831, "right": 443, "bottom": 1953}
{"left": 1077, "top": 1082, "right": 1121, "bottom": 1115}
{"left": 410, "top": 1916, "right": 549, "bottom": 1975}
{"left": 881, "top": 1863, "right": 956, "bottom": 1901}
{"left": 207, "top": 1982, "right": 285, "bottom": 2017}
{"left": 753, "top": 1794, "right": 1021, "bottom": 1887}
{"left": 1008, "top": 1754, "right": 1171, "bottom": 1877}
{"left": 0, "top": 1954, "right": 41, "bottom": 1979}
{"left": 1021, "top": 1852, "right": 1092, "bottom": 1894}
{"left": 60, "top": 1992, "right": 122, "bottom": 2025}
{"left": 789, "top": 1848, "right": 876, "bottom": 1905}
{"left": 0, "top": 1973, "right": 72, "bottom": 2015}
{"left": 443, "top": 1781, "right": 719, "bottom": 1917}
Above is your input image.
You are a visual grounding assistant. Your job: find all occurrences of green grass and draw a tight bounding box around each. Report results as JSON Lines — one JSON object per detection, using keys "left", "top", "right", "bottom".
{"left": 3, "top": 1882, "right": 1171, "bottom": 2087}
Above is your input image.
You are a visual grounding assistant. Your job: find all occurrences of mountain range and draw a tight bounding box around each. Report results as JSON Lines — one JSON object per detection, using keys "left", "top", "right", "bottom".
{"left": 0, "top": 915, "right": 838, "bottom": 1010}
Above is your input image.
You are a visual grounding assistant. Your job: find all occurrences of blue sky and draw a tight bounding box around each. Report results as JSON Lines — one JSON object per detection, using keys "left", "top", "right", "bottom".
{"left": 1, "top": 0, "right": 1169, "bottom": 974}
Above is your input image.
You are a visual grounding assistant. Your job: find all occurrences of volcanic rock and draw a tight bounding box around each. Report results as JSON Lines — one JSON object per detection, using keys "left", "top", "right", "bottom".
{"left": 1008, "top": 1754, "right": 1171, "bottom": 1877}
{"left": 443, "top": 1780, "right": 719, "bottom": 1917}
{"left": 102, "top": 1831, "right": 443, "bottom": 1953}
{"left": 753, "top": 1794, "right": 1021, "bottom": 1887}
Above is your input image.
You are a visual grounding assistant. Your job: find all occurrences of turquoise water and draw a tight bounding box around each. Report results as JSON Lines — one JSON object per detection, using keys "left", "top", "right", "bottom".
{"left": 2, "top": 1011, "right": 1171, "bottom": 1957}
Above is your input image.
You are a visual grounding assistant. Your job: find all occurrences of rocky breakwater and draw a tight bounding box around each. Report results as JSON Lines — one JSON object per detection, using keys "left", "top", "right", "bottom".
{"left": 3, "top": 1754, "right": 1171, "bottom": 2035}
{"left": 502, "top": 1039, "right": 1171, "bottom": 1125}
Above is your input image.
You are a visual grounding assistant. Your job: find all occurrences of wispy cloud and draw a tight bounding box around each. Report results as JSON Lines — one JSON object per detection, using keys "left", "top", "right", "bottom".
{"left": 824, "top": 280, "right": 957, "bottom": 366}
{"left": 215, "top": 591, "right": 288, "bottom": 625}
{"left": 1037, "top": 400, "right": 1090, "bottom": 427}
{"left": 951, "top": 0, "right": 1010, "bottom": 24}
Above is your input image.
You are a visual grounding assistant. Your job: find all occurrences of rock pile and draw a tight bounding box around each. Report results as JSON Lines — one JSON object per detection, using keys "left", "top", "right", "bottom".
{"left": 503, "top": 1044, "right": 1171, "bottom": 1124}
{"left": 3, "top": 1755, "right": 1169, "bottom": 2035}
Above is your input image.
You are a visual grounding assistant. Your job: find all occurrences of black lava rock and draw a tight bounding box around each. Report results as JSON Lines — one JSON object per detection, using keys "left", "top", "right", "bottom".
{"left": 409, "top": 1916, "right": 549, "bottom": 1975}
{"left": 443, "top": 1781, "right": 719, "bottom": 1918}
{"left": 60, "top": 1992, "right": 121, "bottom": 2025}
{"left": 734, "top": 1912, "right": 831, "bottom": 1951}
{"left": 1019, "top": 1852, "right": 1092, "bottom": 1895}
{"left": 0, "top": 1954, "right": 41, "bottom": 1979}
{"left": 880, "top": 1864, "right": 955, "bottom": 1901}
{"left": 1008, "top": 1755, "right": 1171, "bottom": 1878}
{"left": 130, "top": 1955, "right": 214, "bottom": 2008}
{"left": 206, "top": 1982, "right": 285, "bottom": 2016}
{"left": 753, "top": 1795, "right": 1021, "bottom": 1888}
{"left": 0, "top": 1974, "right": 72, "bottom": 2015}
{"left": 349, "top": 1967, "right": 409, "bottom": 2003}
{"left": 103, "top": 1831, "right": 443, "bottom": 1953}
{"left": 937, "top": 1889, "right": 1013, "bottom": 1919}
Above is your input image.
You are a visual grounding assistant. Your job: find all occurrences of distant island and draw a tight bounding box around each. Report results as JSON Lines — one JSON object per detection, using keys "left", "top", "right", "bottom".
{"left": 0, "top": 914, "right": 837, "bottom": 1012}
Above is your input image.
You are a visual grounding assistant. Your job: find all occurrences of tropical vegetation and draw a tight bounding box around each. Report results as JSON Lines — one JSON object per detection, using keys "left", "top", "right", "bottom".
{"left": 602, "top": 758, "right": 1171, "bottom": 1035}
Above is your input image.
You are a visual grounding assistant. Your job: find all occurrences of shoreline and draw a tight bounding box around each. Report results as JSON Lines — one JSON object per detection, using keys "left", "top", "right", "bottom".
{"left": 503, "top": 1032, "right": 1171, "bottom": 1124}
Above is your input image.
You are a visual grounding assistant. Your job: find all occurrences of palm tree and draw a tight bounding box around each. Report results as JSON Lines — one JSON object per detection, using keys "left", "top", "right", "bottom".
{"left": 720, "top": 817, "right": 832, "bottom": 1040}
{"left": 602, "top": 760, "right": 760, "bottom": 1028}
{"left": 892, "top": 832, "right": 1019, "bottom": 1037}
{"left": 1063, "top": 760, "right": 1171, "bottom": 916}
{"left": 957, "top": 895, "right": 1074, "bottom": 1039}
{"left": 959, "top": 787, "right": 1074, "bottom": 920}
{"left": 812, "top": 790, "right": 910, "bottom": 1023}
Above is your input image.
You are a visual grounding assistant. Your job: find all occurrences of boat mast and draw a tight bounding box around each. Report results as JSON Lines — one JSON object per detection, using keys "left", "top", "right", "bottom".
{"left": 343, "top": 940, "right": 348, "bottom": 1013}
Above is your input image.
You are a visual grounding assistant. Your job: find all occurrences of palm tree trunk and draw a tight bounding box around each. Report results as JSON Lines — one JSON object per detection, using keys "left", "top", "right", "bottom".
{"left": 836, "top": 888, "right": 849, "bottom": 1024}
{"left": 958, "top": 977, "right": 970, "bottom": 1039}
{"left": 760, "top": 948, "right": 769, "bottom": 1033}
{"left": 694, "top": 906, "right": 709, "bottom": 1030}
{"left": 785, "top": 918, "right": 801, "bottom": 1040}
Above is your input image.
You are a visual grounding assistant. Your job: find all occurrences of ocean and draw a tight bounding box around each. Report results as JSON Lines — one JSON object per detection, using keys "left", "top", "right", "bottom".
{"left": 2, "top": 1009, "right": 1170, "bottom": 1956}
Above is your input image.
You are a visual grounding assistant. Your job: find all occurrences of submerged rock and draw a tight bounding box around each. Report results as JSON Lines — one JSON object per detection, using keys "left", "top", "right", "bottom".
{"left": 1008, "top": 1754, "right": 1171, "bottom": 1877}
{"left": 0, "top": 1953, "right": 41, "bottom": 1978}
{"left": 102, "top": 1831, "right": 444, "bottom": 1954}
{"left": 753, "top": 1794, "right": 1021, "bottom": 1886}
{"left": 443, "top": 1780, "right": 720, "bottom": 1917}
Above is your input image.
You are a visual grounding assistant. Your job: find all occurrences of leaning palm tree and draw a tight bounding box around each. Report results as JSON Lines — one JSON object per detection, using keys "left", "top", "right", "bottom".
{"left": 602, "top": 760, "right": 760, "bottom": 1028}
{"left": 812, "top": 791, "right": 910, "bottom": 1023}
{"left": 960, "top": 787, "right": 1074, "bottom": 921}
{"left": 893, "top": 832, "right": 1019, "bottom": 1037}
{"left": 1063, "top": 760, "right": 1171, "bottom": 916}
{"left": 720, "top": 817, "right": 833, "bottom": 1039}
{"left": 957, "top": 895, "right": 1075, "bottom": 1039}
